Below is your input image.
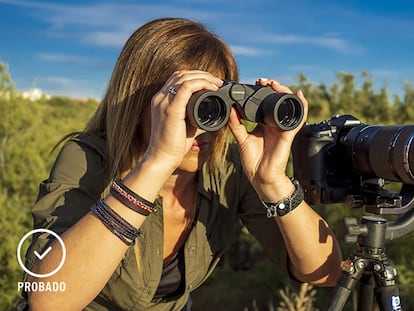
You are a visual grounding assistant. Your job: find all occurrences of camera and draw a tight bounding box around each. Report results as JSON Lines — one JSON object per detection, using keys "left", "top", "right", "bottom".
{"left": 187, "top": 80, "right": 304, "bottom": 131}
{"left": 292, "top": 114, "right": 414, "bottom": 214}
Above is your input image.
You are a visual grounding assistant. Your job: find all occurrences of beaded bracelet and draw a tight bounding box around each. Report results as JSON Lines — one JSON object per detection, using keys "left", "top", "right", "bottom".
{"left": 110, "top": 187, "right": 150, "bottom": 216}
{"left": 111, "top": 179, "right": 157, "bottom": 214}
{"left": 91, "top": 199, "right": 142, "bottom": 246}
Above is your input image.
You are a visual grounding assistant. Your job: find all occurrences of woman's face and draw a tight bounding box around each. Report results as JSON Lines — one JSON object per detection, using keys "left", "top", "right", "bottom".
{"left": 178, "top": 129, "right": 219, "bottom": 172}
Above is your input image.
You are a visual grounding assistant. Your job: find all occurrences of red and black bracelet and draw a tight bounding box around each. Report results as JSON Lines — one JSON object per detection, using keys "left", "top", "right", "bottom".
{"left": 110, "top": 179, "right": 157, "bottom": 215}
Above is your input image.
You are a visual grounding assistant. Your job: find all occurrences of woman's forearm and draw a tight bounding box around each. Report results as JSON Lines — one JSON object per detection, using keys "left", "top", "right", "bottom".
{"left": 27, "top": 212, "right": 135, "bottom": 310}
{"left": 275, "top": 202, "right": 343, "bottom": 286}
{"left": 27, "top": 158, "right": 171, "bottom": 310}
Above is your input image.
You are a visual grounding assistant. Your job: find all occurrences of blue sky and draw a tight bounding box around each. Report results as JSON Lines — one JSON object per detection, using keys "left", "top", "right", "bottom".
{"left": 1, "top": 0, "right": 414, "bottom": 99}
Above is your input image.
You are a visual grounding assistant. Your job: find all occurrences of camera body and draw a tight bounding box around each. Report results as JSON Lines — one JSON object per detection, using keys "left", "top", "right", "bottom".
{"left": 187, "top": 80, "right": 304, "bottom": 131}
{"left": 292, "top": 114, "right": 414, "bottom": 212}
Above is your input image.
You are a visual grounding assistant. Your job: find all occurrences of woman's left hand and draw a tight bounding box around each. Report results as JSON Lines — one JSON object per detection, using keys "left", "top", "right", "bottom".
{"left": 227, "top": 78, "right": 308, "bottom": 202}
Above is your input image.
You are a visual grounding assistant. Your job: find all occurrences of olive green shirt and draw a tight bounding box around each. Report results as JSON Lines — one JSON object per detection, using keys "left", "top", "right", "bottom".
{"left": 22, "top": 134, "right": 288, "bottom": 311}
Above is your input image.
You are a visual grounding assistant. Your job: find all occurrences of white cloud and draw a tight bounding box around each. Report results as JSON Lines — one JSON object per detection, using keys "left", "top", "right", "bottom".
{"left": 0, "top": 0, "right": 361, "bottom": 55}
{"left": 0, "top": 0, "right": 223, "bottom": 49}
{"left": 36, "top": 53, "right": 109, "bottom": 71}
{"left": 38, "top": 76, "right": 104, "bottom": 99}
{"left": 82, "top": 31, "right": 129, "bottom": 48}
{"left": 38, "top": 53, "right": 91, "bottom": 64}
{"left": 254, "top": 34, "right": 359, "bottom": 54}
{"left": 230, "top": 45, "right": 272, "bottom": 57}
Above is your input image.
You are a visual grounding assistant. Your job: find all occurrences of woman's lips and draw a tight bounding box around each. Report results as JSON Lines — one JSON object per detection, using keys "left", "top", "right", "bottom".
{"left": 190, "top": 132, "right": 215, "bottom": 151}
{"left": 191, "top": 140, "right": 210, "bottom": 151}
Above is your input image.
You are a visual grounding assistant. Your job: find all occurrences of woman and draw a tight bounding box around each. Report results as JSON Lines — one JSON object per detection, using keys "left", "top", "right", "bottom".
{"left": 22, "top": 18, "right": 342, "bottom": 310}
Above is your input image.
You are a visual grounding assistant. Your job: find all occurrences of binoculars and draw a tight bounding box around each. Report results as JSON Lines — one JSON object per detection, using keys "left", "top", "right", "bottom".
{"left": 187, "top": 80, "right": 304, "bottom": 131}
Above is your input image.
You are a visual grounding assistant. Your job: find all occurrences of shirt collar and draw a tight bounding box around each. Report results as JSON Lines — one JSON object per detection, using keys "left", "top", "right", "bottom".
{"left": 197, "top": 165, "right": 212, "bottom": 200}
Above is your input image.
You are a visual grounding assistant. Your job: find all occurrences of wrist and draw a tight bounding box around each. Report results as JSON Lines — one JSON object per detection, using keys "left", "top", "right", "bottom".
{"left": 260, "top": 179, "right": 305, "bottom": 218}
{"left": 142, "top": 146, "right": 183, "bottom": 173}
{"left": 123, "top": 156, "right": 174, "bottom": 202}
{"left": 254, "top": 176, "right": 295, "bottom": 202}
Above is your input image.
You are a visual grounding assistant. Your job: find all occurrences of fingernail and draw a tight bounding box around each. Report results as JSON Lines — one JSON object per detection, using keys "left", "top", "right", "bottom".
{"left": 259, "top": 77, "right": 268, "bottom": 81}
{"left": 271, "top": 80, "right": 280, "bottom": 85}
{"left": 298, "top": 89, "right": 304, "bottom": 96}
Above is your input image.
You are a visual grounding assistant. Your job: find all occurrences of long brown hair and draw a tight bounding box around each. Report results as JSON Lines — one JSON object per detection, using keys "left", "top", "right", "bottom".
{"left": 85, "top": 18, "right": 239, "bottom": 179}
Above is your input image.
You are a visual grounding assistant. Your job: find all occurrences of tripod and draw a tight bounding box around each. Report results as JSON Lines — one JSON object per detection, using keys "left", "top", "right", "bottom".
{"left": 326, "top": 184, "right": 414, "bottom": 311}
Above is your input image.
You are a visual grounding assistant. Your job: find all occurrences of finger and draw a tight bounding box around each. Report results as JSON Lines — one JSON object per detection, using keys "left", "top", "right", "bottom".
{"left": 227, "top": 107, "right": 249, "bottom": 146}
{"left": 153, "top": 72, "right": 223, "bottom": 112}
{"left": 295, "top": 89, "right": 309, "bottom": 126}
{"left": 168, "top": 77, "right": 220, "bottom": 111}
{"left": 270, "top": 82, "right": 293, "bottom": 94}
{"left": 255, "top": 78, "right": 294, "bottom": 94}
{"left": 163, "top": 70, "right": 223, "bottom": 93}
{"left": 295, "top": 89, "right": 307, "bottom": 105}
{"left": 256, "top": 77, "right": 279, "bottom": 87}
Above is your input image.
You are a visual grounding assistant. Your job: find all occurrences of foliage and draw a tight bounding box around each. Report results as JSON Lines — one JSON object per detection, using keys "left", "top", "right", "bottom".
{"left": 2, "top": 60, "right": 414, "bottom": 310}
{"left": 277, "top": 283, "right": 318, "bottom": 311}
{"left": 0, "top": 62, "right": 98, "bottom": 310}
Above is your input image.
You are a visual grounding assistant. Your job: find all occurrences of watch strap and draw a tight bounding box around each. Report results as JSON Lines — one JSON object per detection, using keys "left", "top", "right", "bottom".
{"left": 261, "top": 180, "right": 304, "bottom": 218}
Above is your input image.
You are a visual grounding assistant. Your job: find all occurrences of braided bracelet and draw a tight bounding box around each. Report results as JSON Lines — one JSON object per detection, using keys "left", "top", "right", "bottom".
{"left": 91, "top": 199, "right": 142, "bottom": 246}
{"left": 110, "top": 187, "right": 150, "bottom": 216}
{"left": 111, "top": 179, "right": 157, "bottom": 214}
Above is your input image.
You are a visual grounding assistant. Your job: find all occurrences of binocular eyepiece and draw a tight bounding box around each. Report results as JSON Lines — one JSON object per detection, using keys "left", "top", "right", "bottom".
{"left": 187, "top": 80, "right": 304, "bottom": 131}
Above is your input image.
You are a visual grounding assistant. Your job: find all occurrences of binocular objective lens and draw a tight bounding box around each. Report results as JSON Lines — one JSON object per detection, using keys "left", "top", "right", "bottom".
{"left": 277, "top": 98, "right": 300, "bottom": 127}
{"left": 198, "top": 96, "right": 227, "bottom": 127}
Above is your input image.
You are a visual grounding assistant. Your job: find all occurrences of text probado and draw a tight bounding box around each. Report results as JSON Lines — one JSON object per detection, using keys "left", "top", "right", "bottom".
{"left": 17, "top": 281, "right": 66, "bottom": 292}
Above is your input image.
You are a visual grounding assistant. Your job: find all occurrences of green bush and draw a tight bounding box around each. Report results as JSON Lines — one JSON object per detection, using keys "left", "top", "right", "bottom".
{"left": 2, "top": 61, "right": 414, "bottom": 310}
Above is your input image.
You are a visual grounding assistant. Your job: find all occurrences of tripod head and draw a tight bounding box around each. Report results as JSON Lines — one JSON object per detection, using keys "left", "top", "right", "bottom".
{"left": 337, "top": 183, "right": 414, "bottom": 244}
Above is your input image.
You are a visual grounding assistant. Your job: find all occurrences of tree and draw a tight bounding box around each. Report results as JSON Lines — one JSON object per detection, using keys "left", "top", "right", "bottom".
{"left": 0, "top": 61, "right": 14, "bottom": 94}
{"left": 392, "top": 83, "right": 414, "bottom": 124}
{"left": 0, "top": 61, "right": 98, "bottom": 310}
{"left": 295, "top": 73, "right": 331, "bottom": 123}
{"left": 330, "top": 72, "right": 357, "bottom": 116}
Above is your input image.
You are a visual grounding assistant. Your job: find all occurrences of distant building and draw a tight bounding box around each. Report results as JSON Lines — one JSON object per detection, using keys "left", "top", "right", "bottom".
{"left": 21, "top": 88, "right": 51, "bottom": 101}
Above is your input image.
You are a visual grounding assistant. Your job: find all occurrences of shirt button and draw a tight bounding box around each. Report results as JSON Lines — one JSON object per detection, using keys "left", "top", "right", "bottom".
{"left": 188, "top": 247, "right": 196, "bottom": 254}
{"left": 187, "top": 284, "right": 193, "bottom": 290}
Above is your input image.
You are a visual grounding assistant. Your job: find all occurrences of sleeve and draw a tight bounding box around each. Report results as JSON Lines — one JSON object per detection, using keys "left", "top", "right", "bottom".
{"left": 229, "top": 145, "right": 289, "bottom": 275}
{"left": 24, "top": 134, "right": 110, "bottom": 271}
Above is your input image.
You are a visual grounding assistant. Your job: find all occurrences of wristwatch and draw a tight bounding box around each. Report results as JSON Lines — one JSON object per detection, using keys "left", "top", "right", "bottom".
{"left": 261, "top": 180, "right": 304, "bottom": 218}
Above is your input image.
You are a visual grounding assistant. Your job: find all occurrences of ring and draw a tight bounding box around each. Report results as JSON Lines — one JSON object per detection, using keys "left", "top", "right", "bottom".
{"left": 168, "top": 86, "right": 177, "bottom": 95}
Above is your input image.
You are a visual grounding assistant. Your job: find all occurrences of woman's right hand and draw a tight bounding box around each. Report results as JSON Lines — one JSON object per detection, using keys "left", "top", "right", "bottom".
{"left": 143, "top": 70, "right": 223, "bottom": 171}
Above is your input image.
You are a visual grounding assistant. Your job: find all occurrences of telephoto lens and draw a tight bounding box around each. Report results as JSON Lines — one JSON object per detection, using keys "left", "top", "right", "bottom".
{"left": 343, "top": 124, "right": 414, "bottom": 185}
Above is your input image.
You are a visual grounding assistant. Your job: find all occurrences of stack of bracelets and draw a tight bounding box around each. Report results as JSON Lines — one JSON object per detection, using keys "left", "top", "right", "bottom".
{"left": 90, "top": 179, "right": 157, "bottom": 246}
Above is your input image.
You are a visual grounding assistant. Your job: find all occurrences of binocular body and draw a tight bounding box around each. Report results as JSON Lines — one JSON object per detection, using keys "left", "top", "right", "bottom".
{"left": 187, "top": 80, "right": 304, "bottom": 131}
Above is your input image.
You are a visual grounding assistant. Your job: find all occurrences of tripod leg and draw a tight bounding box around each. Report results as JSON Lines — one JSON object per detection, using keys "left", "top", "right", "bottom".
{"left": 357, "top": 272, "right": 375, "bottom": 311}
{"left": 372, "top": 259, "right": 402, "bottom": 311}
{"left": 327, "top": 286, "right": 353, "bottom": 311}
{"left": 327, "top": 258, "right": 367, "bottom": 311}
{"left": 374, "top": 285, "right": 401, "bottom": 311}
